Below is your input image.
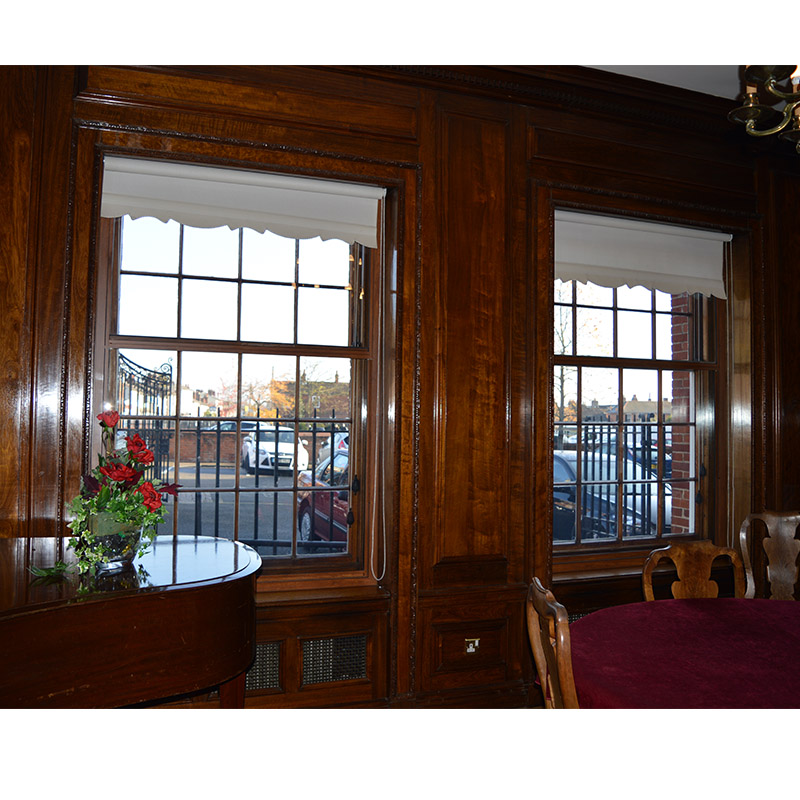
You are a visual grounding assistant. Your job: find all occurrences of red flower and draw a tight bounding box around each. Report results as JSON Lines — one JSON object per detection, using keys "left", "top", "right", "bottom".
{"left": 99, "top": 463, "right": 141, "bottom": 485}
{"left": 136, "top": 482, "right": 162, "bottom": 512}
{"left": 126, "top": 433, "right": 147, "bottom": 453}
{"left": 130, "top": 447, "right": 155, "bottom": 466}
{"left": 160, "top": 483, "right": 181, "bottom": 497}
{"left": 97, "top": 410, "right": 120, "bottom": 428}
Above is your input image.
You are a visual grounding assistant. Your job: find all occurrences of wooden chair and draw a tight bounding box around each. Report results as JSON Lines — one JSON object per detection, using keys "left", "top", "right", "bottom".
{"left": 642, "top": 540, "right": 746, "bottom": 601}
{"left": 739, "top": 511, "right": 800, "bottom": 600}
{"left": 526, "top": 577, "right": 579, "bottom": 709}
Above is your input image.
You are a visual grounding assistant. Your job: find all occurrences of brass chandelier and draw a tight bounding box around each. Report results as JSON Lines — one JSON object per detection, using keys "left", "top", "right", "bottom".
{"left": 728, "top": 65, "right": 800, "bottom": 153}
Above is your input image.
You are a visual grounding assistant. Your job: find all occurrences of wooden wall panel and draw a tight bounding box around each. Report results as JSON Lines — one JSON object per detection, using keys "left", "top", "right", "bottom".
{"left": 0, "top": 67, "right": 36, "bottom": 537}
{"left": 429, "top": 102, "right": 511, "bottom": 586}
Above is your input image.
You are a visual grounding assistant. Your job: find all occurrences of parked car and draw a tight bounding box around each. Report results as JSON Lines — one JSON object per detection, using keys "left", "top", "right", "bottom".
{"left": 297, "top": 450, "right": 350, "bottom": 547}
{"left": 595, "top": 441, "right": 673, "bottom": 479}
{"left": 553, "top": 449, "right": 671, "bottom": 541}
{"left": 241, "top": 425, "right": 309, "bottom": 474}
{"left": 199, "top": 420, "right": 260, "bottom": 432}
{"left": 318, "top": 431, "right": 349, "bottom": 463}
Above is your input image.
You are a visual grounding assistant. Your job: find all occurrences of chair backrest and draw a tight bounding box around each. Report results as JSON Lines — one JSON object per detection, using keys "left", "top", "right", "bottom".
{"left": 526, "top": 577, "right": 579, "bottom": 709}
{"left": 642, "top": 540, "right": 746, "bottom": 601}
{"left": 739, "top": 511, "right": 800, "bottom": 600}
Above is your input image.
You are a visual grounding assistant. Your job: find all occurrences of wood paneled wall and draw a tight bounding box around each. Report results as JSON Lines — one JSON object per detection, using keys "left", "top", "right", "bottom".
{"left": 2, "top": 65, "right": 797, "bottom": 707}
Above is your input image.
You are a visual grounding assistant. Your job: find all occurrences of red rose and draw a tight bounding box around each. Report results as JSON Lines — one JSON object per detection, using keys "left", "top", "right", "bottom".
{"left": 132, "top": 448, "right": 155, "bottom": 465}
{"left": 99, "top": 463, "right": 141, "bottom": 484}
{"left": 97, "top": 410, "right": 120, "bottom": 428}
{"left": 136, "top": 481, "right": 162, "bottom": 512}
{"left": 160, "top": 483, "right": 181, "bottom": 497}
{"left": 126, "top": 433, "right": 147, "bottom": 453}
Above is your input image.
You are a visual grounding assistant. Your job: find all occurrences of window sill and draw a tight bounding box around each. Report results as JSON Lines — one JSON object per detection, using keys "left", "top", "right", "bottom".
{"left": 255, "top": 583, "right": 390, "bottom": 607}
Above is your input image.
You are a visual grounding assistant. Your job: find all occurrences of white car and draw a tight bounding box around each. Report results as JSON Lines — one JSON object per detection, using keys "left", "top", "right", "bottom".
{"left": 241, "top": 425, "right": 309, "bottom": 474}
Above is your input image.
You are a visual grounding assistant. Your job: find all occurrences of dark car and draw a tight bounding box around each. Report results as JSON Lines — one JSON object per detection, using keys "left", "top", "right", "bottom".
{"left": 297, "top": 450, "right": 350, "bottom": 550}
{"left": 554, "top": 450, "right": 670, "bottom": 541}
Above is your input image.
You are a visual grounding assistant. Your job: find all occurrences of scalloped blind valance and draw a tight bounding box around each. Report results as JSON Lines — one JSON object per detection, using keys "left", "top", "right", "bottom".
{"left": 101, "top": 156, "right": 386, "bottom": 249}
{"left": 555, "top": 210, "right": 731, "bottom": 299}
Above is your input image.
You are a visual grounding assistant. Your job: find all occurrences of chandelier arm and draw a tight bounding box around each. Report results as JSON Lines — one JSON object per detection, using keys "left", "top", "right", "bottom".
{"left": 744, "top": 102, "right": 800, "bottom": 137}
{"left": 764, "top": 78, "right": 800, "bottom": 103}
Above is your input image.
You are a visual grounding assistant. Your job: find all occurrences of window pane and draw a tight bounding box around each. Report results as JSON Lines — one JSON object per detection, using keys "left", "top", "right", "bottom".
{"left": 241, "top": 283, "right": 295, "bottom": 343}
{"left": 182, "top": 225, "right": 239, "bottom": 279}
{"left": 241, "top": 354, "right": 296, "bottom": 419}
{"left": 553, "top": 365, "right": 578, "bottom": 423}
{"left": 581, "top": 482, "right": 616, "bottom": 540}
{"left": 175, "top": 490, "right": 236, "bottom": 540}
{"left": 553, "top": 452, "right": 577, "bottom": 543}
{"left": 181, "top": 279, "right": 238, "bottom": 340}
{"left": 622, "top": 424, "right": 658, "bottom": 475}
{"left": 669, "top": 425, "right": 695, "bottom": 479}
{"left": 299, "top": 357, "right": 351, "bottom": 420}
{"left": 241, "top": 422, "right": 308, "bottom": 477}
{"left": 575, "top": 281, "right": 613, "bottom": 307}
{"left": 665, "top": 370, "right": 695, "bottom": 423}
{"left": 242, "top": 229, "right": 296, "bottom": 283}
{"left": 576, "top": 307, "right": 613, "bottom": 356}
{"left": 623, "top": 369, "right": 658, "bottom": 421}
{"left": 581, "top": 367, "right": 618, "bottom": 416}
{"left": 617, "top": 310, "right": 652, "bottom": 359}
{"left": 617, "top": 285, "right": 652, "bottom": 310}
{"left": 114, "top": 349, "right": 176, "bottom": 417}
{"left": 622, "top": 483, "right": 659, "bottom": 538}
{"left": 179, "top": 352, "right": 238, "bottom": 417}
{"left": 298, "top": 237, "right": 350, "bottom": 287}
{"left": 238, "top": 490, "right": 294, "bottom": 557}
{"left": 554, "top": 279, "right": 573, "bottom": 304}
{"left": 554, "top": 305, "right": 573, "bottom": 355}
{"left": 655, "top": 289, "right": 674, "bottom": 312}
{"left": 120, "top": 216, "right": 180, "bottom": 274}
{"left": 297, "top": 287, "right": 349, "bottom": 346}
{"left": 118, "top": 275, "right": 178, "bottom": 337}
{"left": 667, "top": 481, "right": 695, "bottom": 535}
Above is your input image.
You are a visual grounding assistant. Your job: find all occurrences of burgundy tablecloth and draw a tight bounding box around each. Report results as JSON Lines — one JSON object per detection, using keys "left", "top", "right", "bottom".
{"left": 570, "top": 598, "right": 800, "bottom": 708}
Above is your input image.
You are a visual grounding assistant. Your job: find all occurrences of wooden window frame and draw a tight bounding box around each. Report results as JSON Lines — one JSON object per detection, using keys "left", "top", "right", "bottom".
{"left": 93, "top": 205, "right": 387, "bottom": 590}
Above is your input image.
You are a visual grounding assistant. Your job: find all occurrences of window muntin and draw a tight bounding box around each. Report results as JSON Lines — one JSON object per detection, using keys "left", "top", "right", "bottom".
{"left": 104, "top": 214, "right": 372, "bottom": 565}
{"left": 553, "top": 278, "right": 717, "bottom": 548}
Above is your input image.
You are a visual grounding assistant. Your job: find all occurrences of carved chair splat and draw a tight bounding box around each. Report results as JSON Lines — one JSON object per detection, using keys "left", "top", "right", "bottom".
{"left": 739, "top": 512, "right": 800, "bottom": 600}
{"left": 642, "top": 540, "right": 746, "bottom": 601}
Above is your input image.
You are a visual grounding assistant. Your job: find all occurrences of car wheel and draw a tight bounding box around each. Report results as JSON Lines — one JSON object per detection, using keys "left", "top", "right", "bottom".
{"left": 298, "top": 507, "right": 316, "bottom": 554}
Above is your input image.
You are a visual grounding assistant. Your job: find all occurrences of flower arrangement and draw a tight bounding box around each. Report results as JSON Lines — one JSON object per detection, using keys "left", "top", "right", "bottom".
{"left": 67, "top": 410, "right": 179, "bottom": 574}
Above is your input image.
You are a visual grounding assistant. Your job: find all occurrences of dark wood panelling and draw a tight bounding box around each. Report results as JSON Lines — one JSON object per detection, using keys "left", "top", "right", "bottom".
{"left": 79, "top": 66, "right": 420, "bottom": 142}
{"left": 0, "top": 67, "right": 36, "bottom": 538}
{"left": 429, "top": 100, "right": 512, "bottom": 586}
{"left": 418, "top": 591, "right": 527, "bottom": 694}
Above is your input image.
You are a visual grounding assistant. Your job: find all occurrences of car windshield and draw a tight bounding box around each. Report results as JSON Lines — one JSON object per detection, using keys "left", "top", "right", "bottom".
{"left": 252, "top": 429, "right": 295, "bottom": 444}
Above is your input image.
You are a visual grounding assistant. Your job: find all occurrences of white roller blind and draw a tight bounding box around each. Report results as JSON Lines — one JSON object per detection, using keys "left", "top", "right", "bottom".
{"left": 101, "top": 156, "right": 386, "bottom": 249}
{"left": 555, "top": 210, "right": 731, "bottom": 299}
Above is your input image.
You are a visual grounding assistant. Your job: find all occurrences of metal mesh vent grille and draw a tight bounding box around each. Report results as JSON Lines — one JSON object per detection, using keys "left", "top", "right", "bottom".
{"left": 302, "top": 634, "right": 367, "bottom": 685}
{"left": 245, "top": 641, "right": 281, "bottom": 692}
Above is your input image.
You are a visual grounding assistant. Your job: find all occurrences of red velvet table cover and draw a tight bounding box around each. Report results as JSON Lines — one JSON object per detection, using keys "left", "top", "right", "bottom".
{"left": 570, "top": 598, "right": 800, "bottom": 708}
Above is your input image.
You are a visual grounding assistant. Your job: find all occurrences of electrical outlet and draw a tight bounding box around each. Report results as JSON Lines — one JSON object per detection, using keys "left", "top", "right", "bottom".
{"left": 464, "top": 638, "right": 480, "bottom": 654}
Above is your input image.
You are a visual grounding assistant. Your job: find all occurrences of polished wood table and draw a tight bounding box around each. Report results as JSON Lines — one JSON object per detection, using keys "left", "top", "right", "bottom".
{"left": 570, "top": 598, "right": 800, "bottom": 708}
{"left": 0, "top": 535, "right": 261, "bottom": 708}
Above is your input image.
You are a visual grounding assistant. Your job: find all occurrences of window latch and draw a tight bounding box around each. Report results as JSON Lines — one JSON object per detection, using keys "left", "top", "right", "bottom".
{"left": 352, "top": 475, "right": 360, "bottom": 494}
{"left": 347, "top": 510, "right": 355, "bottom": 526}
